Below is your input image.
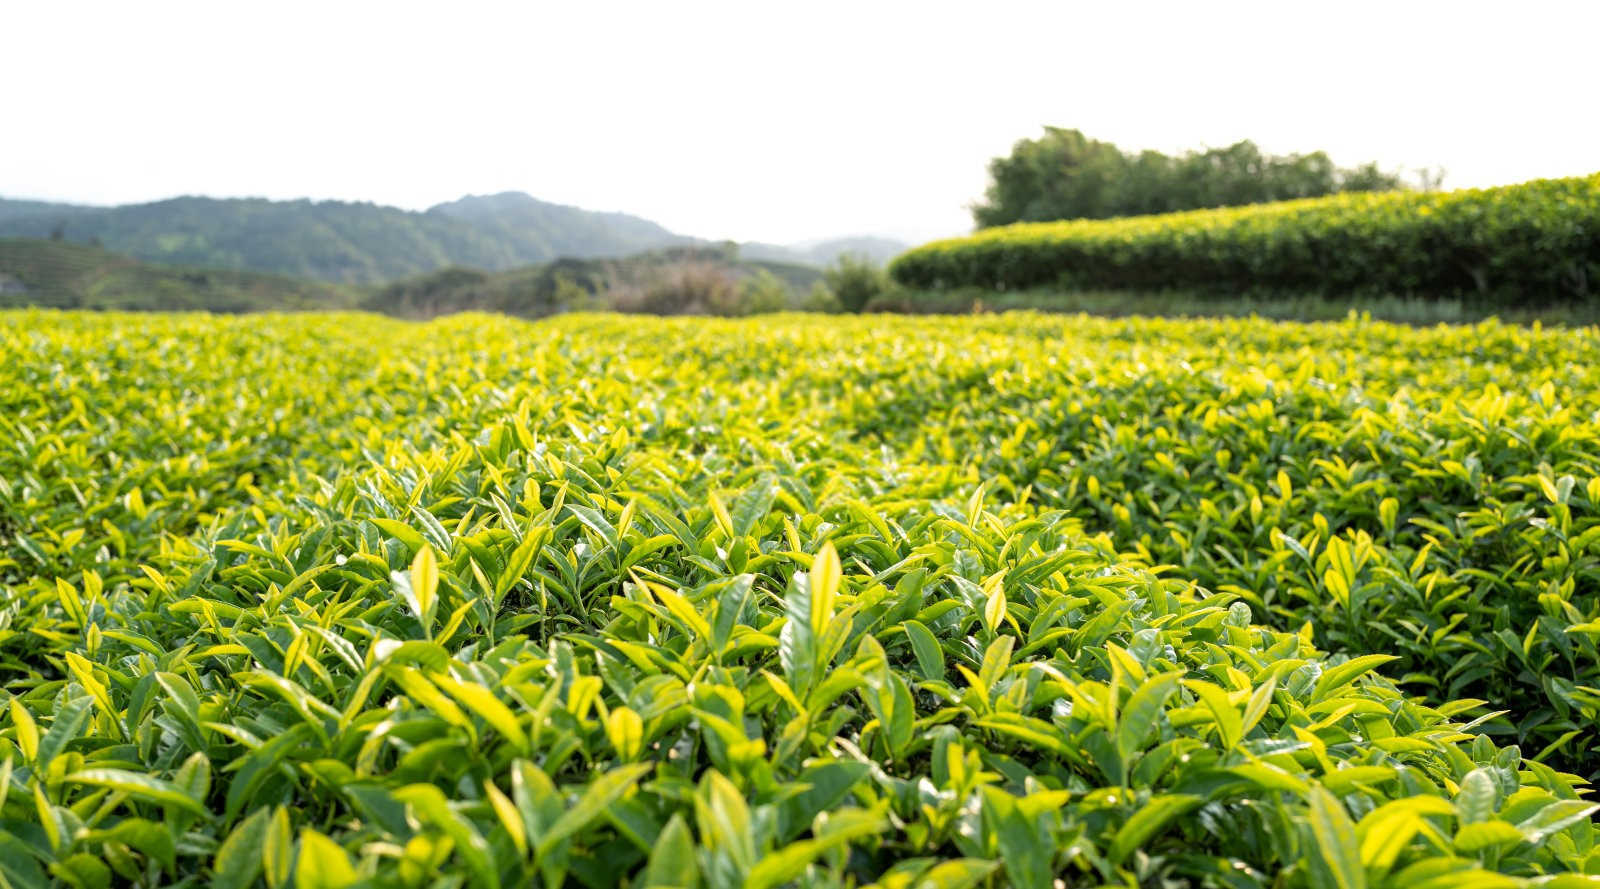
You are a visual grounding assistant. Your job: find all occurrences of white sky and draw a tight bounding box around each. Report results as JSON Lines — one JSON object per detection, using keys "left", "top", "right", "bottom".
{"left": 2, "top": 1, "right": 1596, "bottom": 244}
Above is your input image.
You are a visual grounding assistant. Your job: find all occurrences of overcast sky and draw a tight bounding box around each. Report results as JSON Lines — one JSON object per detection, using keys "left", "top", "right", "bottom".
{"left": 3, "top": 1, "right": 1596, "bottom": 244}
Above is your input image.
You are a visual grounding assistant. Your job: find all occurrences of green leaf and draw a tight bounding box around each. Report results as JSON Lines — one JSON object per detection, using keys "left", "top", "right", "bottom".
{"left": 430, "top": 671, "right": 529, "bottom": 753}
{"left": 695, "top": 771, "right": 755, "bottom": 870}
{"left": 902, "top": 620, "right": 944, "bottom": 680}
{"left": 64, "top": 769, "right": 210, "bottom": 817}
{"left": 640, "top": 813, "right": 697, "bottom": 889}
{"left": 1311, "top": 655, "right": 1396, "bottom": 703}
{"left": 606, "top": 706, "right": 644, "bottom": 761}
{"left": 263, "top": 807, "right": 293, "bottom": 889}
{"left": 1307, "top": 786, "right": 1366, "bottom": 889}
{"left": 1239, "top": 674, "right": 1276, "bottom": 738}
{"left": 483, "top": 779, "right": 526, "bottom": 859}
{"left": 569, "top": 504, "right": 619, "bottom": 549}
{"left": 776, "top": 761, "right": 872, "bottom": 842}
{"left": 49, "top": 854, "right": 110, "bottom": 889}
{"left": 1454, "top": 768, "right": 1499, "bottom": 825}
{"left": 496, "top": 524, "right": 548, "bottom": 600}
{"left": 780, "top": 574, "right": 819, "bottom": 693}
{"left": 410, "top": 544, "right": 440, "bottom": 628}
{"left": 9, "top": 699, "right": 39, "bottom": 763}
{"left": 1115, "top": 671, "right": 1182, "bottom": 765}
{"left": 37, "top": 696, "right": 92, "bottom": 769}
{"left": 535, "top": 763, "right": 653, "bottom": 859}
{"left": 729, "top": 477, "right": 778, "bottom": 538}
{"left": 976, "top": 634, "right": 1014, "bottom": 699}
{"left": 1108, "top": 794, "right": 1202, "bottom": 864}
{"left": 1182, "top": 679, "right": 1242, "bottom": 751}
{"left": 82, "top": 818, "right": 176, "bottom": 873}
{"left": 213, "top": 808, "right": 271, "bottom": 889}
{"left": 907, "top": 859, "right": 999, "bottom": 889}
{"left": 1357, "top": 810, "right": 1419, "bottom": 873}
{"left": 810, "top": 542, "right": 841, "bottom": 635}
{"left": 0, "top": 831, "right": 47, "bottom": 889}
{"left": 745, "top": 809, "right": 885, "bottom": 889}
{"left": 394, "top": 783, "right": 499, "bottom": 889}
{"left": 370, "top": 518, "right": 426, "bottom": 553}
{"left": 983, "top": 585, "right": 1007, "bottom": 633}
{"left": 981, "top": 788, "right": 1050, "bottom": 889}
{"left": 1453, "top": 820, "right": 1524, "bottom": 853}
{"left": 710, "top": 574, "right": 755, "bottom": 656}
{"left": 1515, "top": 800, "right": 1600, "bottom": 845}
{"left": 295, "top": 829, "right": 360, "bottom": 889}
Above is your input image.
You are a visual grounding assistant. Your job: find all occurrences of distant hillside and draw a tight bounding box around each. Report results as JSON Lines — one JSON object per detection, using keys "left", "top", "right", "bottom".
{"left": 0, "top": 238, "right": 354, "bottom": 311}
{"left": 428, "top": 192, "right": 696, "bottom": 260}
{"left": 0, "top": 191, "right": 908, "bottom": 284}
{"left": 366, "top": 245, "right": 824, "bottom": 318}
{"left": 0, "top": 197, "right": 540, "bottom": 284}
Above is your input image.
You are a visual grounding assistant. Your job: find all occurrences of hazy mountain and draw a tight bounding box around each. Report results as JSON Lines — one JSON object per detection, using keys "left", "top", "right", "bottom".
{"left": 0, "top": 197, "right": 541, "bottom": 284}
{"left": 0, "top": 198, "right": 101, "bottom": 223}
{"left": 0, "top": 192, "right": 908, "bottom": 284}
{"left": 428, "top": 192, "right": 696, "bottom": 259}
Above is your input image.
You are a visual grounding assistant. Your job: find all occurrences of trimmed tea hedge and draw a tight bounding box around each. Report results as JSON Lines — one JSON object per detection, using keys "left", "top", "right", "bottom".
{"left": 3, "top": 310, "right": 1600, "bottom": 888}
{"left": 888, "top": 174, "right": 1600, "bottom": 302}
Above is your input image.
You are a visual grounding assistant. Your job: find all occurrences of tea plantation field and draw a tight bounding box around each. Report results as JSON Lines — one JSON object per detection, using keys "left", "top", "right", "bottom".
{"left": 3, "top": 309, "right": 1599, "bottom": 888}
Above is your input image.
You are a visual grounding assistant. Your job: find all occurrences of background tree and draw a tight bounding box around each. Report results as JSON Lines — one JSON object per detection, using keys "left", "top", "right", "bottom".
{"left": 972, "top": 128, "right": 1404, "bottom": 227}
{"left": 822, "top": 253, "right": 888, "bottom": 313}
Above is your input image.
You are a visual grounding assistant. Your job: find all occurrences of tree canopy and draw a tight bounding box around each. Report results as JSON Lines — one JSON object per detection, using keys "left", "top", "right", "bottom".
{"left": 972, "top": 127, "right": 1405, "bottom": 228}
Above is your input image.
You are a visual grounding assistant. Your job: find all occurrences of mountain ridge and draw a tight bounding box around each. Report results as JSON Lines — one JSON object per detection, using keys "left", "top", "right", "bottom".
{"left": 0, "top": 192, "right": 908, "bottom": 284}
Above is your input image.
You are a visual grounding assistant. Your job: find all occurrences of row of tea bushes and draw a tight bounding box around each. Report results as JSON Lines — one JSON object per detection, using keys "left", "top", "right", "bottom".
{"left": 888, "top": 174, "right": 1600, "bottom": 303}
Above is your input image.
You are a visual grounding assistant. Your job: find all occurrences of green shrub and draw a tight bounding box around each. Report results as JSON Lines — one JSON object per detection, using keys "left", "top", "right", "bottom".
{"left": 800, "top": 280, "right": 843, "bottom": 313}
{"left": 735, "top": 269, "right": 792, "bottom": 315}
{"left": 823, "top": 252, "right": 889, "bottom": 313}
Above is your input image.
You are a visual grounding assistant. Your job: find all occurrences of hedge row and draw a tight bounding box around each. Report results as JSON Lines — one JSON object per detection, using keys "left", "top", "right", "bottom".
{"left": 889, "top": 174, "right": 1600, "bottom": 302}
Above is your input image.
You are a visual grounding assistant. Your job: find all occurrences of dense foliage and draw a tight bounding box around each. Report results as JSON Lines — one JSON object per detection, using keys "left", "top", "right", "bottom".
{"left": 3, "top": 311, "right": 1599, "bottom": 888}
{"left": 893, "top": 173, "right": 1600, "bottom": 303}
{"left": 972, "top": 128, "right": 1405, "bottom": 228}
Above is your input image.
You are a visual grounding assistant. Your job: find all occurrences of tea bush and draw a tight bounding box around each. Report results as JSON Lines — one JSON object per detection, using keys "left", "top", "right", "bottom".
{"left": 2, "top": 310, "right": 1598, "bottom": 888}
{"left": 888, "top": 174, "right": 1600, "bottom": 303}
